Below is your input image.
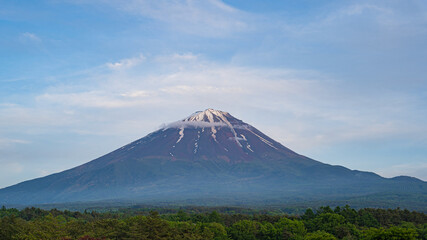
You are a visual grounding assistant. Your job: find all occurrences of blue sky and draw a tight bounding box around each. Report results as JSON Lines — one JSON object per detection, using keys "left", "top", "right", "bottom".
{"left": 0, "top": 0, "right": 426, "bottom": 188}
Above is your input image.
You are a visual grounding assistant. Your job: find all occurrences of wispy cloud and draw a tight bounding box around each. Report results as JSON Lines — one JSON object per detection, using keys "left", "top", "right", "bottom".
{"left": 155, "top": 53, "right": 199, "bottom": 62}
{"left": 0, "top": 138, "right": 30, "bottom": 148}
{"left": 326, "top": 4, "right": 392, "bottom": 21}
{"left": 120, "top": 90, "right": 150, "bottom": 98}
{"left": 20, "top": 32, "right": 41, "bottom": 42}
{"left": 106, "top": 54, "right": 146, "bottom": 70}
{"left": 99, "top": 0, "right": 250, "bottom": 37}
{"left": 272, "top": 1, "right": 427, "bottom": 47}
{"left": 27, "top": 53, "right": 427, "bottom": 149}
{"left": 164, "top": 121, "right": 227, "bottom": 129}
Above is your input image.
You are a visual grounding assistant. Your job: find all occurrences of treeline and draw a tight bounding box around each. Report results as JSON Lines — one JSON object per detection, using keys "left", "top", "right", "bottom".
{"left": 0, "top": 205, "right": 426, "bottom": 239}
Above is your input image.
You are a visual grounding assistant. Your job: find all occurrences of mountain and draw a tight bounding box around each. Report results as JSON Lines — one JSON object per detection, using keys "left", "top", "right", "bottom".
{"left": 0, "top": 109, "right": 425, "bottom": 207}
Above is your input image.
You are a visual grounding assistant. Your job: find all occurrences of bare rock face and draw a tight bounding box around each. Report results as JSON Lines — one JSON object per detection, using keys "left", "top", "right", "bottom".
{"left": 0, "top": 109, "right": 425, "bottom": 205}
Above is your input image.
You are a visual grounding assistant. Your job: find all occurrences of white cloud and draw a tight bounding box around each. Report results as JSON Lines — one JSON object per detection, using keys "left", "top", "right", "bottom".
{"left": 29, "top": 53, "right": 427, "bottom": 150}
{"left": 273, "top": 1, "right": 427, "bottom": 47}
{"left": 37, "top": 91, "right": 151, "bottom": 108}
{"left": 155, "top": 53, "right": 199, "bottom": 62}
{"left": 102, "top": 0, "right": 250, "bottom": 37}
{"left": 21, "top": 32, "right": 41, "bottom": 42}
{"left": 160, "top": 85, "right": 245, "bottom": 95}
{"left": 165, "top": 121, "right": 227, "bottom": 129}
{"left": 328, "top": 4, "right": 392, "bottom": 20}
{"left": 106, "top": 54, "right": 145, "bottom": 70}
{"left": 0, "top": 138, "right": 30, "bottom": 148}
{"left": 0, "top": 103, "right": 17, "bottom": 107}
{"left": 120, "top": 90, "right": 150, "bottom": 98}
{"left": 0, "top": 105, "right": 80, "bottom": 131}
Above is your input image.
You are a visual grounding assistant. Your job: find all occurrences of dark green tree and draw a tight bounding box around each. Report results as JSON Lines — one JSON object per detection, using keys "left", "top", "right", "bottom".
{"left": 228, "top": 220, "right": 259, "bottom": 240}
{"left": 305, "top": 230, "right": 337, "bottom": 240}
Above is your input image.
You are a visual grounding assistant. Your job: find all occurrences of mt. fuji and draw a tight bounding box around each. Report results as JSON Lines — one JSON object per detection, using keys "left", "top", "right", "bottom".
{"left": 0, "top": 109, "right": 425, "bottom": 207}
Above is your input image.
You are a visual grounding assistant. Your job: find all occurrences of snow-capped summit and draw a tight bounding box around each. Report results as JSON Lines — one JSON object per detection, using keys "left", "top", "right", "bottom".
{"left": 184, "top": 109, "right": 233, "bottom": 123}
{"left": 164, "top": 109, "right": 248, "bottom": 142}
{"left": 163, "top": 108, "right": 277, "bottom": 155}
{"left": 176, "top": 108, "right": 246, "bottom": 127}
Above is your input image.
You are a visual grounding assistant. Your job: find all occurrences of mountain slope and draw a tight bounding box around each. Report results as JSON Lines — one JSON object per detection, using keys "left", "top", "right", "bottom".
{"left": 0, "top": 109, "right": 425, "bottom": 206}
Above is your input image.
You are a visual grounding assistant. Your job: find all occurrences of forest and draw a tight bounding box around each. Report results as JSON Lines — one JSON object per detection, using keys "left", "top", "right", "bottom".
{"left": 0, "top": 205, "right": 426, "bottom": 239}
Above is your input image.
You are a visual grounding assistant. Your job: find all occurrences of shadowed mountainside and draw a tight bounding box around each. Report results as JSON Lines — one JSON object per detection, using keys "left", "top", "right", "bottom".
{"left": 0, "top": 109, "right": 425, "bottom": 208}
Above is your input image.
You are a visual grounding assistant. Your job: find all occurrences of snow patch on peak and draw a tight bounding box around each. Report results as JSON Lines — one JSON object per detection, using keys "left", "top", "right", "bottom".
{"left": 246, "top": 128, "right": 278, "bottom": 150}
{"left": 176, "top": 127, "right": 184, "bottom": 143}
{"left": 246, "top": 144, "right": 254, "bottom": 152}
{"left": 211, "top": 126, "right": 218, "bottom": 142}
{"left": 215, "top": 111, "right": 242, "bottom": 147}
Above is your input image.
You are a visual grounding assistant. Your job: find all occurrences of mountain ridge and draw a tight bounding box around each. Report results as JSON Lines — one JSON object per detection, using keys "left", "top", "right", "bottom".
{"left": 0, "top": 109, "right": 425, "bottom": 208}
